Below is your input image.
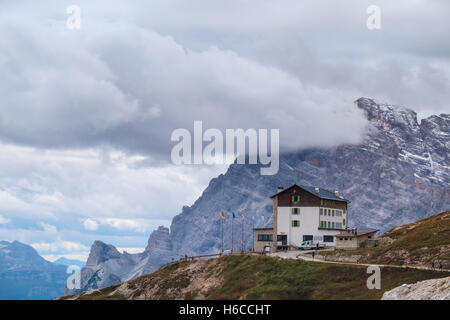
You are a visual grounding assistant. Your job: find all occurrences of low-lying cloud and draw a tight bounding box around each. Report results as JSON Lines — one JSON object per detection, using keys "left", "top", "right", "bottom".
{"left": 0, "top": 8, "right": 370, "bottom": 161}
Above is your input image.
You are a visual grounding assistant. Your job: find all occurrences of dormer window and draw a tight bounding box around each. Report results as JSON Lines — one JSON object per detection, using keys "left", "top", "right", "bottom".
{"left": 291, "top": 195, "right": 300, "bottom": 203}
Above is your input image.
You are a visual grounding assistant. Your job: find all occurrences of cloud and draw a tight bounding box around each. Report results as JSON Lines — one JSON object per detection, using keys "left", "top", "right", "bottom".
{"left": 83, "top": 218, "right": 99, "bottom": 231}
{"left": 0, "top": 3, "right": 373, "bottom": 159}
{"left": 31, "top": 241, "right": 89, "bottom": 253}
{"left": 117, "top": 247, "right": 145, "bottom": 254}
{"left": 0, "top": 142, "right": 226, "bottom": 222}
{"left": 0, "top": 141, "right": 222, "bottom": 257}
{"left": 0, "top": 215, "right": 10, "bottom": 225}
{"left": 99, "top": 218, "right": 170, "bottom": 233}
{"left": 1, "top": 1, "right": 448, "bottom": 160}
{"left": 38, "top": 222, "right": 58, "bottom": 234}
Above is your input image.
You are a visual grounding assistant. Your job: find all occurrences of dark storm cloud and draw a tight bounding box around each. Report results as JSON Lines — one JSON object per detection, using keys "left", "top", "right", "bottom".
{"left": 0, "top": 0, "right": 448, "bottom": 159}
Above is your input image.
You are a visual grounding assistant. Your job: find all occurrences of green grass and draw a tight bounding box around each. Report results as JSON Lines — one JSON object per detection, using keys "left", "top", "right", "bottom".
{"left": 65, "top": 254, "right": 449, "bottom": 300}
{"left": 321, "top": 211, "right": 450, "bottom": 267}
{"left": 204, "top": 255, "right": 448, "bottom": 300}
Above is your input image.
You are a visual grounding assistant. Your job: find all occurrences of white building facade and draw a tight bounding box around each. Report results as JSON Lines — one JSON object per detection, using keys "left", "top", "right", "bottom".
{"left": 254, "top": 184, "right": 349, "bottom": 252}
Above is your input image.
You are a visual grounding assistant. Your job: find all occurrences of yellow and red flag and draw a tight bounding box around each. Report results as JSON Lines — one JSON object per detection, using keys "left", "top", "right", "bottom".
{"left": 221, "top": 212, "right": 225, "bottom": 219}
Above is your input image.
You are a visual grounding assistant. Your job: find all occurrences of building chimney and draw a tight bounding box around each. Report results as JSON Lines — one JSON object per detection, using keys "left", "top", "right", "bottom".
{"left": 277, "top": 186, "right": 284, "bottom": 193}
{"left": 335, "top": 190, "right": 339, "bottom": 196}
{"left": 314, "top": 187, "right": 320, "bottom": 193}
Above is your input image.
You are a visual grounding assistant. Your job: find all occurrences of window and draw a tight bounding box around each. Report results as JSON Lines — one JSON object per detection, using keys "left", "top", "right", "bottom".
{"left": 332, "top": 210, "right": 335, "bottom": 217}
{"left": 335, "top": 222, "right": 342, "bottom": 229}
{"left": 323, "top": 235, "right": 334, "bottom": 242}
{"left": 328, "top": 209, "right": 331, "bottom": 216}
{"left": 303, "top": 235, "right": 313, "bottom": 241}
{"left": 327, "top": 221, "right": 331, "bottom": 228}
{"left": 292, "top": 220, "right": 300, "bottom": 227}
{"left": 343, "top": 219, "right": 346, "bottom": 226}
{"left": 257, "top": 234, "right": 273, "bottom": 241}
{"left": 291, "top": 195, "right": 300, "bottom": 203}
{"left": 291, "top": 208, "right": 300, "bottom": 214}
{"left": 368, "top": 235, "right": 372, "bottom": 239}
{"left": 332, "top": 222, "right": 335, "bottom": 228}
{"left": 320, "top": 208, "right": 323, "bottom": 215}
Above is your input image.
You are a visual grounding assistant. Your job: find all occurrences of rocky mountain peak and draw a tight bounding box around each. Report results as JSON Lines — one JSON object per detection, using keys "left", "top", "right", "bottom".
{"left": 421, "top": 113, "right": 450, "bottom": 133}
{"left": 145, "top": 226, "right": 171, "bottom": 252}
{"left": 356, "top": 97, "right": 419, "bottom": 132}
{"left": 85, "top": 240, "right": 121, "bottom": 267}
{"left": 0, "top": 240, "right": 67, "bottom": 299}
{"left": 0, "top": 240, "right": 52, "bottom": 271}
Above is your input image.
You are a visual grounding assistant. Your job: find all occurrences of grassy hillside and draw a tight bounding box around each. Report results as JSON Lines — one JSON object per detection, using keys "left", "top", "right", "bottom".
{"left": 61, "top": 254, "right": 449, "bottom": 300}
{"left": 320, "top": 211, "right": 450, "bottom": 267}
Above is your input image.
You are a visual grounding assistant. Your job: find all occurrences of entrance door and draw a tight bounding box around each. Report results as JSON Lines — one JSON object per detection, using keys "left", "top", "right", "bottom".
{"left": 277, "top": 235, "right": 287, "bottom": 245}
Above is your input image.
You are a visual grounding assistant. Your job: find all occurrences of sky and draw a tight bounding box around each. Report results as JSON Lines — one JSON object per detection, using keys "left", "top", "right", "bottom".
{"left": 0, "top": 1, "right": 449, "bottom": 261}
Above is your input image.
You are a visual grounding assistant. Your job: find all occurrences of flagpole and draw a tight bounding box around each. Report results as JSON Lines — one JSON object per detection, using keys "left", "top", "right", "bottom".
{"left": 231, "top": 214, "right": 234, "bottom": 254}
{"left": 241, "top": 215, "right": 244, "bottom": 253}
{"left": 252, "top": 216, "right": 255, "bottom": 251}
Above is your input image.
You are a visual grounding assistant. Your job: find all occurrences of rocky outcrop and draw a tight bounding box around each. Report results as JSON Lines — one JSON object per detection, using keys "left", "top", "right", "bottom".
{"left": 382, "top": 276, "right": 450, "bottom": 300}
{"left": 69, "top": 226, "right": 173, "bottom": 294}
{"left": 143, "top": 226, "right": 173, "bottom": 273}
{"left": 86, "top": 241, "right": 122, "bottom": 267}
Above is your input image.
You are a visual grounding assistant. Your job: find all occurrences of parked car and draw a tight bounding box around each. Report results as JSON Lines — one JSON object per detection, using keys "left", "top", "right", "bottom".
{"left": 299, "top": 240, "right": 325, "bottom": 250}
{"left": 222, "top": 249, "right": 232, "bottom": 255}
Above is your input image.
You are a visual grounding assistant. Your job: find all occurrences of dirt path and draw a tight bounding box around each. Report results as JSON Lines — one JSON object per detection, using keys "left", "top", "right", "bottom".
{"left": 269, "top": 250, "right": 450, "bottom": 273}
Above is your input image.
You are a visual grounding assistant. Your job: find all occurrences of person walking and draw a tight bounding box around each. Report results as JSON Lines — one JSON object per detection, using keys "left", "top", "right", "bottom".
{"left": 439, "top": 263, "right": 443, "bottom": 270}
{"left": 431, "top": 262, "right": 435, "bottom": 269}
{"left": 312, "top": 251, "right": 315, "bottom": 260}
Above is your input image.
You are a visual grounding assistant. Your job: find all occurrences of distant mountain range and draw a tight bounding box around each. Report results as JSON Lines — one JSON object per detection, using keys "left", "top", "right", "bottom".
{"left": 0, "top": 241, "right": 67, "bottom": 300}
{"left": 72, "top": 97, "right": 449, "bottom": 294}
{"left": 53, "top": 257, "right": 85, "bottom": 269}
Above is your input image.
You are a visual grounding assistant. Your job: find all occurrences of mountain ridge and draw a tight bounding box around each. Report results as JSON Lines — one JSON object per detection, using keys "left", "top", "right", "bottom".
{"left": 73, "top": 97, "right": 449, "bottom": 293}
{"left": 0, "top": 240, "right": 67, "bottom": 299}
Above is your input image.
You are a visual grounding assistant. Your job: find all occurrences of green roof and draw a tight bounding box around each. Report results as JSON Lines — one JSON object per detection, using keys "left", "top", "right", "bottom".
{"left": 271, "top": 184, "right": 349, "bottom": 202}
